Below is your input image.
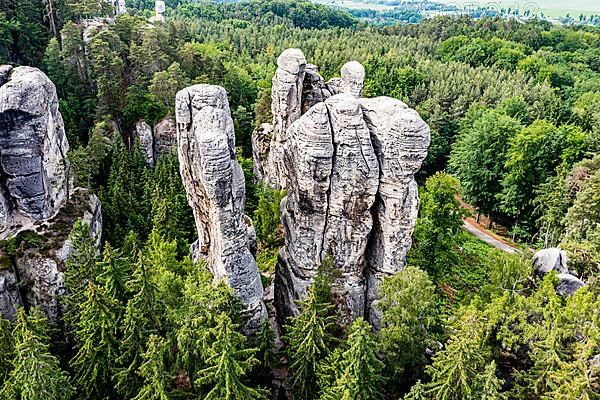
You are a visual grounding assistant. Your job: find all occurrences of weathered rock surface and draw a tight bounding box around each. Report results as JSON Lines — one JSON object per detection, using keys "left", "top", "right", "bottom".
{"left": 276, "top": 93, "right": 430, "bottom": 325}
{"left": 135, "top": 120, "right": 155, "bottom": 166}
{"left": 533, "top": 247, "right": 569, "bottom": 275}
{"left": 360, "top": 97, "right": 430, "bottom": 326}
{"left": 255, "top": 50, "right": 369, "bottom": 190}
{"left": 176, "top": 84, "right": 266, "bottom": 330}
{"left": 0, "top": 67, "right": 103, "bottom": 322}
{"left": 556, "top": 273, "right": 585, "bottom": 297}
{"left": 533, "top": 247, "right": 585, "bottom": 297}
{"left": 11, "top": 189, "right": 102, "bottom": 322}
{"left": 154, "top": 116, "right": 177, "bottom": 159}
{"left": 0, "top": 66, "right": 72, "bottom": 240}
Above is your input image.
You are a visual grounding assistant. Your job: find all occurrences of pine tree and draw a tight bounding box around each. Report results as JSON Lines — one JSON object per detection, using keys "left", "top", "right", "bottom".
{"left": 115, "top": 257, "right": 164, "bottom": 398}
{"left": 96, "top": 243, "right": 132, "bottom": 303}
{"left": 320, "top": 318, "right": 385, "bottom": 400}
{"left": 403, "top": 381, "right": 427, "bottom": 400}
{"left": 286, "top": 286, "right": 335, "bottom": 400}
{"left": 64, "top": 219, "right": 100, "bottom": 328}
{"left": 196, "top": 313, "right": 269, "bottom": 400}
{"left": 70, "top": 283, "right": 120, "bottom": 399}
{"left": 425, "top": 306, "right": 491, "bottom": 400}
{"left": 0, "top": 317, "right": 13, "bottom": 383}
{"left": 478, "top": 361, "right": 506, "bottom": 400}
{"left": 132, "top": 335, "right": 172, "bottom": 400}
{"left": 1, "top": 308, "right": 74, "bottom": 400}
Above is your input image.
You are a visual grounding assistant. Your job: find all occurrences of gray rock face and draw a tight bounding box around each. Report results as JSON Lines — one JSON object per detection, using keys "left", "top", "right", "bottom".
{"left": 0, "top": 269, "right": 19, "bottom": 320}
{"left": 135, "top": 120, "right": 155, "bottom": 166}
{"left": 176, "top": 84, "right": 266, "bottom": 330}
{"left": 532, "top": 247, "right": 585, "bottom": 297}
{"left": 276, "top": 93, "right": 430, "bottom": 325}
{"left": 154, "top": 117, "right": 177, "bottom": 159}
{"left": 0, "top": 66, "right": 72, "bottom": 240}
{"left": 254, "top": 50, "right": 368, "bottom": 190}
{"left": 0, "top": 67, "right": 103, "bottom": 322}
{"left": 533, "top": 247, "right": 569, "bottom": 275}
{"left": 556, "top": 273, "right": 585, "bottom": 297}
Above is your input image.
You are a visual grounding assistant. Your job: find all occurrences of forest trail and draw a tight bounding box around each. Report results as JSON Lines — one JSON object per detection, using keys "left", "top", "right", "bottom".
{"left": 463, "top": 219, "right": 520, "bottom": 254}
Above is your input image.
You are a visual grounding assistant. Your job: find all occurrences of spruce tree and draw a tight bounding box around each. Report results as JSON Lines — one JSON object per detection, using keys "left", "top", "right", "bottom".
{"left": 0, "top": 317, "right": 13, "bottom": 383}
{"left": 286, "top": 286, "right": 335, "bottom": 400}
{"left": 69, "top": 282, "right": 120, "bottom": 399}
{"left": 320, "top": 318, "right": 385, "bottom": 400}
{"left": 64, "top": 219, "right": 99, "bottom": 328}
{"left": 196, "top": 313, "right": 269, "bottom": 400}
{"left": 115, "top": 257, "right": 164, "bottom": 398}
{"left": 425, "top": 306, "right": 491, "bottom": 400}
{"left": 1, "top": 308, "right": 74, "bottom": 400}
{"left": 132, "top": 335, "right": 172, "bottom": 400}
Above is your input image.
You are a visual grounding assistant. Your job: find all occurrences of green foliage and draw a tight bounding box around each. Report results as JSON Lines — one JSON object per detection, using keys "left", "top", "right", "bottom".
{"left": 69, "top": 283, "right": 120, "bottom": 399}
{"left": 378, "top": 266, "right": 439, "bottom": 380}
{"left": 319, "top": 318, "right": 385, "bottom": 400}
{"left": 196, "top": 313, "right": 269, "bottom": 400}
{"left": 408, "top": 172, "right": 466, "bottom": 276}
{"left": 132, "top": 335, "right": 172, "bottom": 400}
{"left": 1, "top": 308, "right": 74, "bottom": 400}
{"left": 286, "top": 286, "right": 336, "bottom": 400}
{"left": 425, "top": 305, "right": 497, "bottom": 400}
{"left": 253, "top": 186, "right": 285, "bottom": 248}
{"left": 0, "top": 317, "right": 12, "bottom": 382}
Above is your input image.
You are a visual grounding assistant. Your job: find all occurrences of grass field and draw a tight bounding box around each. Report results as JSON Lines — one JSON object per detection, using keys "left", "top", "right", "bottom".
{"left": 314, "top": 0, "right": 599, "bottom": 18}
{"left": 434, "top": 0, "right": 598, "bottom": 18}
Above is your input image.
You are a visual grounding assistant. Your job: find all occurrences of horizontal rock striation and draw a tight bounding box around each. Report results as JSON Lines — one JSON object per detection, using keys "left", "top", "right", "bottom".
{"left": 176, "top": 84, "right": 266, "bottom": 330}
{"left": 254, "top": 50, "right": 368, "bottom": 190}
{"left": 0, "top": 66, "right": 72, "bottom": 240}
{"left": 0, "top": 66, "right": 103, "bottom": 322}
{"left": 276, "top": 93, "right": 430, "bottom": 327}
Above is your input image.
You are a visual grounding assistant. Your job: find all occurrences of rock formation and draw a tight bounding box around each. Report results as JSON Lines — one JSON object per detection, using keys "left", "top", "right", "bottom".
{"left": 276, "top": 93, "right": 430, "bottom": 326}
{"left": 135, "top": 120, "right": 155, "bottom": 166}
{"left": 150, "top": 0, "right": 166, "bottom": 23}
{"left": 253, "top": 49, "right": 368, "bottom": 190}
{"left": 533, "top": 247, "right": 585, "bottom": 297}
{"left": 0, "top": 66, "right": 103, "bottom": 322}
{"left": 176, "top": 84, "right": 266, "bottom": 330}
{"left": 133, "top": 117, "right": 177, "bottom": 166}
{"left": 0, "top": 66, "right": 72, "bottom": 239}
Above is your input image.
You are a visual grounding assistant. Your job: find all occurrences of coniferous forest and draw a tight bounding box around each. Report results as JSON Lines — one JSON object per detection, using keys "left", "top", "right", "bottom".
{"left": 0, "top": 0, "right": 599, "bottom": 399}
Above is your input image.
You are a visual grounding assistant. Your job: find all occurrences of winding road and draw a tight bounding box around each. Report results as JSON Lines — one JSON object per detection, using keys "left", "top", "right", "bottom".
{"left": 463, "top": 219, "right": 519, "bottom": 254}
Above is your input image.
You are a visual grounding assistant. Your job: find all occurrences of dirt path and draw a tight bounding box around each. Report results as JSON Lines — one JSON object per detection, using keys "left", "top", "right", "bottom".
{"left": 463, "top": 219, "right": 520, "bottom": 254}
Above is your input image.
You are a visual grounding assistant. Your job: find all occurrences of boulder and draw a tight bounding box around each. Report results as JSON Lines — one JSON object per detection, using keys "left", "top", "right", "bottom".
{"left": 176, "top": 84, "right": 266, "bottom": 330}
{"left": 556, "top": 273, "right": 585, "bottom": 297}
{"left": 533, "top": 247, "right": 569, "bottom": 276}
{"left": 251, "top": 123, "right": 273, "bottom": 183}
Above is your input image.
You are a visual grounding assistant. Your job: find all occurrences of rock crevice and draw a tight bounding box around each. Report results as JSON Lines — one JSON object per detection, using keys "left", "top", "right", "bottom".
{"left": 269, "top": 52, "right": 430, "bottom": 327}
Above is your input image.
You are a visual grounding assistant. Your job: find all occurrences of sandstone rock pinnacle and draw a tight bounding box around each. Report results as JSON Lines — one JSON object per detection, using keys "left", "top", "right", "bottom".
{"left": 176, "top": 84, "right": 266, "bottom": 330}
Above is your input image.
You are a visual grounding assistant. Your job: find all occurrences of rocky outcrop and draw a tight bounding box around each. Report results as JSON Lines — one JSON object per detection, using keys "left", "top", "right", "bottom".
{"left": 9, "top": 189, "right": 102, "bottom": 322}
{"left": 0, "top": 66, "right": 72, "bottom": 240}
{"left": 253, "top": 50, "right": 368, "bottom": 190}
{"left": 0, "top": 66, "right": 103, "bottom": 321}
{"left": 276, "top": 93, "right": 430, "bottom": 326}
{"left": 533, "top": 247, "right": 585, "bottom": 297}
{"left": 533, "top": 247, "right": 569, "bottom": 275}
{"left": 176, "top": 84, "right": 266, "bottom": 330}
{"left": 135, "top": 120, "right": 155, "bottom": 166}
{"left": 154, "top": 117, "right": 177, "bottom": 159}
{"left": 133, "top": 117, "right": 177, "bottom": 166}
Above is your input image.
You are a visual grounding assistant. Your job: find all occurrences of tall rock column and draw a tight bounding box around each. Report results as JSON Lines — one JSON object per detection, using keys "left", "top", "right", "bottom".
{"left": 276, "top": 94, "right": 429, "bottom": 326}
{"left": 0, "top": 66, "right": 102, "bottom": 322}
{"left": 176, "top": 84, "right": 266, "bottom": 329}
{"left": 360, "top": 97, "right": 430, "bottom": 327}
{"left": 0, "top": 66, "right": 72, "bottom": 237}
{"left": 259, "top": 49, "right": 307, "bottom": 189}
